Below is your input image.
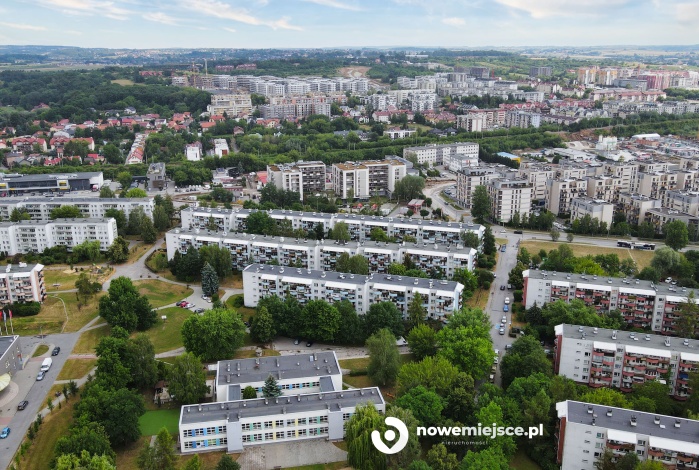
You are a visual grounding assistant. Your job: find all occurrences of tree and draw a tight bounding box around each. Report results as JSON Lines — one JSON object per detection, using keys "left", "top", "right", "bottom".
{"left": 167, "top": 353, "right": 208, "bottom": 405}
{"left": 335, "top": 300, "right": 366, "bottom": 345}
{"left": 594, "top": 449, "right": 639, "bottom": 470}
{"left": 651, "top": 247, "right": 684, "bottom": 277}
{"left": 579, "top": 387, "right": 630, "bottom": 408}
{"left": 395, "top": 385, "right": 443, "bottom": 427}
{"left": 500, "top": 335, "right": 553, "bottom": 388}
{"left": 262, "top": 374, "right": 282, "bottom": 398}
{"left": 250, "top": 306, "right": 276, "bottom": 343}
{"left": 406, "top": 324, "right": 437, "bottom": 360}
{"left": 182, "top": 455, "right": 202, "bottom": 470}
{"left": 99, "top": 186, "right": 115, "bottom": 198}
{"left": 420, "top": 209, "right": 429, "bottom": 219}
{"left": 138, "top": 427, "right": 176, "bottom": 470}
{"left": 471, "top": 185, "right": 491, "bottom": 223}
{"left": 181, "top": 308, "right": 246, "bottom": 362}
{"left": 482, "top": 226, "right": 496, "bottom": 255}
{"left": 665, "top": 220, "right": 689, "bottom": 250}
{"left": 397, "top": 356, "right": 459, "bottom": 397}
{"left": 445, "top": 372, "right": 476, "bottom": 423}
{"left": 365, "top": 301, "right": 403, "bottom": 338}
{"left": 140, "top": 216, "right": 157, "bottom": 244}
{"left": 105, "top": 209, "right": 127, "bottom": 235}
{"left": 384, "top": 407, "right": 421, "bottom": 469}
{"left": 10, "top": 208, "right": 30, "bottom": 222}
{"left": 407, "top": 293, "right": 426, "bottom": 328}
{"left": 201, "top": 262, "right": 219, "bottom": 298}
{"left": 117, "top": 171, "right": 133, "bottom": 189}
{"left": 98, "top": 276, "right": 156, "bottom": 331}
{"left": 242, "top": 386, "right": 257, "bottom": 399}
{"left": 367, "top": 328, "right": 401, "bottom": 386}
{"left": 331, "top": 221, "right": 351, "bottom": 242}
{"left": 461, "top": 447, "right": 509, "bottom": 470}
{"left": 75, "top": 272, "right": 101, "bottom": 303}
{"left": 106, "top": 236, "right": 130, "bottom": 264}
{"left": 550, "top": 229, "right": 560, "bottom": 241}
{"left": 437, "top": 325, "right": 493, "bottom": 380}
{"left": 461, "top": 231, "right": 480, "bottom": 249}
{"left": 300, "top": 299, "right": 340, "bottom": 342}
{"left": 246, "top": 211, "right": 277, "bottom": 236}
{"left": 214, "top": 455, "right": 241, "bottom": 470}
{"left": 50, "top": 205, "right": 83, "bottom": 219}
{"left": 102, "top": 143, "right": 122, "bottom": 164}
{"left": 394, "top": 175, "right": 425, "bottom": 202}
{"left": 638, "top": 221, "right": 656, "bottom": 239}
{"left": 54, "top": 421, "right": 115, "bottom": 464}
{"left": 129, "top": 334, "right": 159, "bottom": 390}
{"left": 152, "top": 205, "right": 170, "bottom": 232}
{"left": 566, "top": 232, "right": 574, "bottom": 242}
{"left": 345, "top": 403, "right": 390, "bottom": 470}
{"left": 425, "top": 443, "right": 459, "bottom": 470}
{"left": 370, "top": 227, "right": 391, "bottom": 242}
{"left": 675, "top": 291, "right": 699, "bottom": 339}
{"left": 54, "top": 451, "right": 116, "bottom": 470}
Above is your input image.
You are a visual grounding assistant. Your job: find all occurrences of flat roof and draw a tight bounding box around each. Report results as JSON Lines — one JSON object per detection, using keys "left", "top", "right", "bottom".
{"left": 181, "top": 387, "right": 385, "bottom": 425}
{"left": 558, "top": 324, "right": 699, "bottom": 353}
{"left": 0, "top": 197, "right": 151, "bottom": 205}
{"left": 561, "top": 400, "right": 699, "bottom": 447}
{"left": 0, "top": 336, "right": 18, "bottom": 358}
{"left": 244, "top": 263, "right": 463, "bottom": 291}
{"left": 217, "top": 352, "right": 340, "bottom": 386}
{"left": 0, "top": 172, "right": 102, "bottom": 182}
{"left": 0, "top": 263, "right": 42, "bottom": 274}
{"left": 0, "top": 218, "right": 113, "bottom": 228}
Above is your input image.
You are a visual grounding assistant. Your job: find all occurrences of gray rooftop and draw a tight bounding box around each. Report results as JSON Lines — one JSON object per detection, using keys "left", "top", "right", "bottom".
{"left": 0, "top": 197, "right": 151, "bottom": 205}
{"left": 0, "top": 218, "right": 114, "bottom": 228}
{"left": 564, "top": 400, "right": 699, "bottom": 444}
{"left": 0, "top": 263, "right": 42, "bottom": 274}
{"left": 180, "top": 387, "right": 384, "bottom": 425}
{"left": 245, "top": 263, "right": 463, "bottom": 291}
{"left": 0, "top": 336, "right": 18, "bottom": 357}
{"left": 0, "top": 172, "right": 102, "bottom": 182}
{"left": 217, "top": 352, "right": 340, "bottom": 386}
{"left": 526, "top": 269, "right": 695, "bottom": 298}
{"left": 559, "top": 324, "right": 699, "bottom": 353}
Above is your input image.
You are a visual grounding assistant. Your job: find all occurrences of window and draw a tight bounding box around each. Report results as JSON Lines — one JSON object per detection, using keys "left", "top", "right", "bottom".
{"left": 265, "top": 432, "right": 274, "bottom": 440}
{"left": 287, "top": 430, "right": 295, "bottom": 438}
{"left": 275, "top": 420, "right": 284, "bottom": 427}
{"left": 287, "top": 419, "right": 295, "bottom": 427}
{"left": 298, "top": 418, "right": 307, "bottom": 426}
{"left": 264, "top": 421, "right": 273, "bottom": 429}
{"left": 638, "top": 440, "right": 646, "bottom": 446}
{"left": 298, "top": 429, "right": 307, "bottom": 437}
{"left": 596, "top": 433, "right": 604, "bottom": 439}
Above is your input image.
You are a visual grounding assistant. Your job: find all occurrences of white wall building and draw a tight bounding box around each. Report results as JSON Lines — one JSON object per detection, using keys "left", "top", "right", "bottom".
{"left": 185, "top": 142, "right": 203, "bottom": 161}
{"left": 332, "top": 159, "right": 406, "bottom": 199}
{"left": 403, "top": 142, "right": 480, "bottom": 168}
{"left": 0, "top": 197, "right": 154, "bottom": 222}
{"left": 486, "top": 178, "right": 533, "bottom": 223}
{"left": 570, "top": 197, "right": 614, "bottom": 227}
{"left": 213, "top": 139, "right": 230, "bottom": 157}
{"left": 0, "top": 263, "right": 46, "bottom": 305}
{"left": 0, "top": 218, "right": 117, "bottom": 255}
{"left": 267, "top": 161, "right": 326, "bottom": 201}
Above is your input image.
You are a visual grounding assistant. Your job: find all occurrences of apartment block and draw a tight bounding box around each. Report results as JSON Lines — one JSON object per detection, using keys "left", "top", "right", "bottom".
{"left": 518, "top": 163, "right": 555, "bottom": 201}
{"left": 554, "top": 324, "right": 699, "bottom": 398}
{"left": 523, "top": 269, "right": 696, "bottom": 334}
{"left": 585, "top": 175, "right": 624, "bottom": 204}
{"left": 634, "top": 172, "right": 679, "bottom": 199}
{"left": 529, "top": 66, "right": 552, "bottom": 77}
{"left": 443, "top": 143, "right": 480, "bottom": 172}
{"left": 603, "top": 162, "right": 638, "bottom": 193}
{"left": 403, "top": 142, "right": 480, "bottom": 167}
{"left": 165, "top": 230, "right": 477, "bottom": 276}
{"left": 0, "top": 218, "right": 117, "bottom": 255}
{"left": 616, "top": 193, "right": 661, "bottom": 226}
{"left": 663, "top": 190, "right": 699, "bottom": 216}
{"left": 556, "top": 400, "right": 699, "bottom": 470}
{"left": 331, "top": 159, "right": 406, "bottom": 199}
{"left": 456, "top": 113, "right": 486, "bottom": 132}
{"left": 647, "top": 208, "right": 699, "bottom": 234}
{"left": 207, "top": 92, "right": 253, "bottom": 117}
{"left": 0, "top": 197, "right": 153, "bottom": 222}
{"left": 505, "top": 111, "right": 541, "bottom": 129}
{"left": 546, "top": 179, "right": 589, "bottom": 215}
{"left": 570, "top": 198, "right": 614, "bottom": 227}
{"left": 0, "top": 263, "right": 46, "bottom": 305}
{"left": 486, "top": 178, "right": 533, "bottom": 223}
{"left": 243, "top": 264, "right": 464, "bottom": 319}
{"left": 267, "top": 161, "right": 326, "bottom": 201}
{"left": 179, "top": 208, "right": 485, "bottom": 245}
{"left": 455, "top": 167, "right": 505, "bottom": 208}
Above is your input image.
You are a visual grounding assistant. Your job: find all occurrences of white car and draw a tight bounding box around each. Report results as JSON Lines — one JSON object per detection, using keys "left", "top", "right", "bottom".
{"left": 502, "top": 315, "right": 507, "bottom": 323}
{"left": 504, "top": 297, "right": 510, "bottom": 304}
{"left": 500, "top": 229, "right": 506, "bottom": 233}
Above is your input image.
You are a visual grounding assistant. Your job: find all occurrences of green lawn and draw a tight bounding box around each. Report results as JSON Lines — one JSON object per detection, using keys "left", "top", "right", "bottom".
{"left": 57, "top": 359, "right": 97, "bottom": 380}
{"left": 133, "top": 279, "right": 193, "bottom": 308}
{"left": 73, "top": 324, "right": 111, "bottom": 354}
{"left": 11, "top": 292, "right": 102, "bottom": 336}
{"left": 139, "top": 409, "right": 180, "bottom": 435}
{"left": 33, "top": 344, "right": 49, "bottom": 357}
{"left": 137, "top": 307, "right": 188, "bottom": 353}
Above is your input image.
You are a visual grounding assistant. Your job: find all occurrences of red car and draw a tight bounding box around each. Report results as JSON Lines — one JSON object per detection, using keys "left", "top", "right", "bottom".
{"left": 176, "top": 301, "right": 187, "bottom": 307}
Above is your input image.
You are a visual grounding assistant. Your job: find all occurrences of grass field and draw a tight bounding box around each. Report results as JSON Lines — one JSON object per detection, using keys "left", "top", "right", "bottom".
{"left": 73, "top": 324, "right": 110, "bottom": 353}
{"left": 18, "top": 393, "right": 76, "bottom": 470}
{"left": 137, "top": 307, "right": 187, "bottom": 353}
{"left": 116, "top": 436, "right": 231, "bottom": 469}
{"left": 520, "top": 240, "right": 655, "bottom": 270}
{"left": 32, "top": 344, "right": 49, "bottom": 357}
{"left": 124, "top": 242, "right": 153, "bottom": 265}
{"left": 111, "top": 79, "right": 135, "bottom": 85}
{"left": 220, "top": 272, "right": 243, "bottom": 289}
{"left": 133, "top": 279, "right": 193, "bottom": 308}
{"left": 11, "top": 292, "right": 102, "bottom": 336}
{"left": 139, "top": 409, "right": 180, "bottom": 435}
{"left": 463, "top": 288, "right": 490, "bottom": 310}
{"left": 43, "top": 265, "right": 112, "bottom": 292}
{"left": 57, "top": 359, "right": 97, "bottom": 380}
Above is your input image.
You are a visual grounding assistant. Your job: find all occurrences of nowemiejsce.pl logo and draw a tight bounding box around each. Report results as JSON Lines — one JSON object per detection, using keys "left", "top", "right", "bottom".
{"left": 371, "top": 417, "right": 544, "bottom": 454}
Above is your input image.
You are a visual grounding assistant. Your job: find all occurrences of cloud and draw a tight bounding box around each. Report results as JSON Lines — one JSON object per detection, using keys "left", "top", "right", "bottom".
{"left": 223, "top": 27, "right": 237, "bottom": 33}
{"left": 676, "top": 2, "right": 699, "bottom": 24}
{"left": 181, "top": 0, "right": 303, "bottom": 30}
{"left": 0, "top": 22, "right": 47, "bottom": 31}
{"left": 143, "top": 12, "right": 180, "bottom": 25}
{"left": 442, "top": 17, "right": 466, "bottom": 25}
{"left": 37, "top": 0, "right": 130, "bottom": 20}
{"left": 302, "top": 0, "right": 363, "bottom": 11}
{"left": 495, "top": 0, "right": 629, "bottom": 18}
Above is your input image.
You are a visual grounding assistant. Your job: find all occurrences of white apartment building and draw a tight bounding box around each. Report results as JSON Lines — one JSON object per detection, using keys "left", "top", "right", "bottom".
{"left": 554, "top": 324, "right": 699, "bottom": 399}
{"left": 363, "top": 94, "right": 397, "bottom": 111}
{"left": 570, "top": 197, "right": 614, "bottom": 227}
{"left": 663, "top": 190, "right": 699, "bottom": 216}
{"left": 408, "top": 91, "right": 439, "bottom": 112}
{"left": 0, "top": 218, "right": 118, "bottom": 255}
{"left": 243, "top": 264, "right": 464, "bottom": 319}
{"left": 214, "top": 352, "right": 342, "bottom": 402}
{"left": 518, "top": 164, "right": 555, "bottom": 201}
{"left": 647, "top": 207, "right": 699, "bottom": 235}
{"left": 213, "top": 139, "right": 230, "bottom": 157}
{"left": 179, "top": 208, "right": 485, "bottom": 245}
{"left": 207, "top": 92, "right": 253, "bottom": 117}
{"left": 332, "top": 159, "right": 406, "bottom": 199}
{"left": 165, "top": 230, "right": 477, "bottom": 276}
{"left": 557, "top": 400, "right": 699, "bottom": 470}
{"left": 486, "top": 178, "right": 533, "bottom": 223}
{"left": 0, "top": 263, "right": 46, "bottom": 305}
{"left": 456, "top": 113, "right": 486, "bottom": 132}
{"left": 546, "top": 179, "right": 589, "bottom": 215}
{"left": 616, "top": 193, "right": 661, "bottom": 226}
{"left": 443, "top": 143, "right": 480, "bottom": 172}
{"left": 403, "top": 142, "right": 480, "bottom": 168}
{"left": 634, "top": 172, "right": 679, "bottom": 200}
{"left": 455, "top": 167, "right": 505, "bottom": 208}
{"left": 505, "top": 111, "right": 541, "bottom": 129}
{"left": 267, "top": 161, "right": 326, "bottom": 201}
{"left": 585, "top": 175, "right": 625, "bottom": 204}
{"left": 0, "top": 197, "right": 155, "bottom": 222}
{"left": 185, "top": 142, "right": 203, "bottom": 161}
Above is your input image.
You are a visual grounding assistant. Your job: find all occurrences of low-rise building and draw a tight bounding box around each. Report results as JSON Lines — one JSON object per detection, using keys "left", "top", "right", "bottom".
{"left": 267, "top": 161, "right": 326, "bottom": 201}
{"left": 0, "top": 263, "right": 46, "bottom": 305}
{"left": 570, "top": 197, "right": 614, "bottom": 227}
{"left": 185, "top": 142, "right": 203, "bottom": 161}
{"left": 147, "top": 162, "right": 166, "bottom": 190}
{"left": 0, "top": 172, "right": 104, "bottom": 195}
{"left": 556, "top": 400, "right": 699, "bottom": 470}
{"left": 243, "top": 264, "right": 464, "bottom": 319}
{"left": 0, "top": 218, "right": 118, "bottom": 254}
{"left": 165, "top": 230, "right": 477, "bottom": 276}
{"left": 214, "top": 139, "right": 230, "bottom": 157}
{"left": 0, "top": 336, "right": 23, "bottom": 388}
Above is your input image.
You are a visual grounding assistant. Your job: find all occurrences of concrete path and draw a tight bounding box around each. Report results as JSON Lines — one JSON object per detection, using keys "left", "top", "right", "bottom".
{"left": 236, "top": 440, "right": 347, "bottom": 470}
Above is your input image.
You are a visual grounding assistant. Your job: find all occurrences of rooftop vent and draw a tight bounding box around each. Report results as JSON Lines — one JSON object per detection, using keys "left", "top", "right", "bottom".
{"left": 630, "top": 416, "right": 637, "bottom": 427}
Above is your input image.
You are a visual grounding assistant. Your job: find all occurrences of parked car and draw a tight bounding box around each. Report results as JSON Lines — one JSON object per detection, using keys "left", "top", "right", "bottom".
{"left": 52, "top": 346, "right": 60, "bottom": 356}
{"left": 500, "top": 285, "right": 506, "bottom": 290}
{"left": 0, "top": 427, "right": 10, "bottom": 439}
{"left": 505, "top": 344, "right": 513, "bottom": 350}
{"left": 504, "top": 297, "right": 510, "bottom": 304}
{"left": 193, "top": 308, "right": 205, "bottom": 314}
{"left": 489, "top": 374, "right": 495, "bottom": 383}
{"left": 36, "top": 371, "right": 45, "bottom": 381}
{"left": 294, "top": 339, "right": 300, "bottom": 345}
{"left": 514, "top": 230, "right": 523, "bottom": 234}
{"left": 306, "top": 341, "right": 314, "bottom": 347}
{"left": 503, "top": 305, "right": 509, "bottom": 312}
{"left": 502, "top": 316, "right": 507, "bottom": 323}
{"left": 500, "top": 245, "right": 506, "bottom": 252}
{"left": 176, "top": 301, "right": 187, "bottom": 307}
{"left": 499, "top": 328, "right": 505, "bottom": 335}
{"left": 17, "top": 400, "right": 28, "bottom": 411}
{"left": 493, "top": 357, "right": 499, "bottom": 364}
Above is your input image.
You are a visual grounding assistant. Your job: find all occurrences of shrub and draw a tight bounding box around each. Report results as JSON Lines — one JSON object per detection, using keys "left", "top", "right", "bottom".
{"left": 8, "top": 302, "right": 41, "bottom": 317}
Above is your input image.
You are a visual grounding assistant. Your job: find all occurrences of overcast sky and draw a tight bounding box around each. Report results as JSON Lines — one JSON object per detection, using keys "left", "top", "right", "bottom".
{"left": 2, "top": 0, "right": 698, "bottom": 49}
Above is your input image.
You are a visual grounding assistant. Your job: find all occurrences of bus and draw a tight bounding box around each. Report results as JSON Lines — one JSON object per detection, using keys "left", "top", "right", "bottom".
{"left": 617, "top": 240, "right": 633, "bottom": 248}
{"left": 633, "top": 242, "right": 656, "bottom": 251}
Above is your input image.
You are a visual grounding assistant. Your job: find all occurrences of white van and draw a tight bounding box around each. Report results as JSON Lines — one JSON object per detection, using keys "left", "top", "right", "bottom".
{"left": 40, "top": 357, "right": 52, "bottom": 372}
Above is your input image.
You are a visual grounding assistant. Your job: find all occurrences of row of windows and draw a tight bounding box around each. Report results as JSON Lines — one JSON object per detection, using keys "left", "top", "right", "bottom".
{"left": 183, "top": 438, "right": 228, "bottom": 449}
{"left": 241, "top": 416, "right": 328, "bottom": 431}
{"left": 242, "top": 427, "right": 329, "bottom": 442}
{"left": 183, "top": 426, "right": 227, "bottom": 437}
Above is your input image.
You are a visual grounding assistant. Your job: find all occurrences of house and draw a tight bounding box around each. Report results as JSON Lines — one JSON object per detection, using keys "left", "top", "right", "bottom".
{"left": 185, "top": 142, "right": 203, "bottom": 161}
{"left": 233, "top": 126, "right": 245, "bottom": 136}
{"left": 12, "top": 137, "right": 47, "bottom": 153}
{"left": 200, "top": 122, "right": 217, "bottom": 132}
{"left": 385, "top": 127, "right": 416, "bottom": 140}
